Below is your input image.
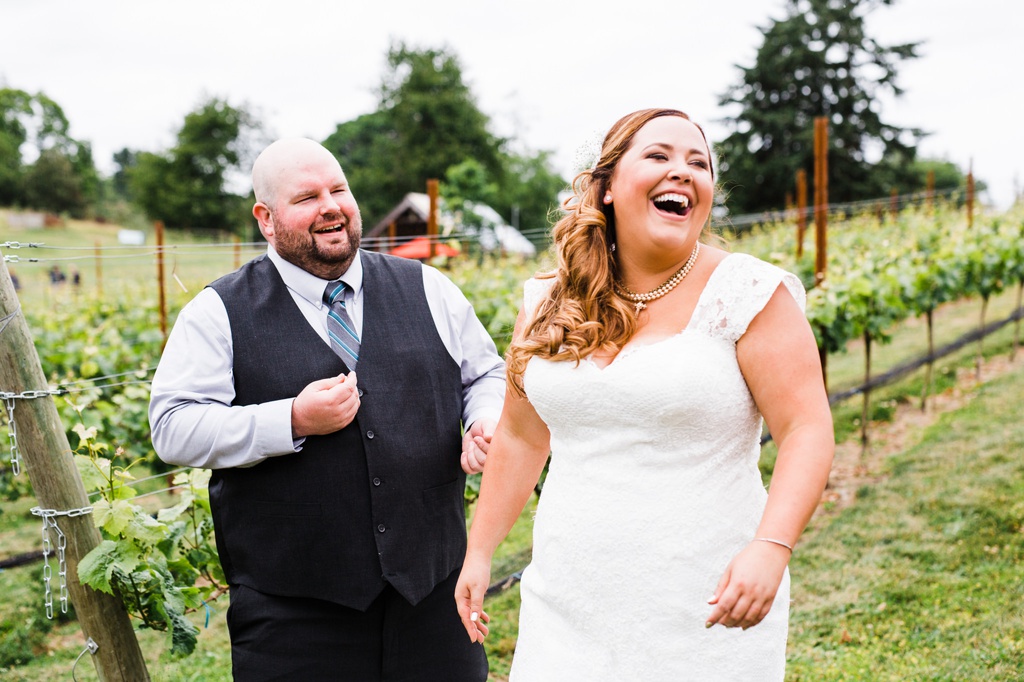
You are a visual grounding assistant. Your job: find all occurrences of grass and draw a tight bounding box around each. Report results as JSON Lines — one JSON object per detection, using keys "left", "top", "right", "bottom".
{"left": 2, "top": 213, "right": 262, "bottom": 312}
{"left": 785, "top": 363, "right": 1024, "bottom": 680}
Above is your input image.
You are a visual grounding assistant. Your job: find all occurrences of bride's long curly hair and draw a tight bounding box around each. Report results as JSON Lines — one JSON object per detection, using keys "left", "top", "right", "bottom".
{"left": 506, "top": 108, "right": 714, "bottom": 397}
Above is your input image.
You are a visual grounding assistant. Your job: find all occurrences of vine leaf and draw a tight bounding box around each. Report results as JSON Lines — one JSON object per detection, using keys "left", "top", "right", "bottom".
{"left": 77, "top": 539, "right": 142, "bottom": 594}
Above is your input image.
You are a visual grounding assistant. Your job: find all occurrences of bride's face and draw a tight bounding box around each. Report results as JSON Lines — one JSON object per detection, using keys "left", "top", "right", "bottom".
{"left": 607, "top": 116, "right": 714, "bottom": 258}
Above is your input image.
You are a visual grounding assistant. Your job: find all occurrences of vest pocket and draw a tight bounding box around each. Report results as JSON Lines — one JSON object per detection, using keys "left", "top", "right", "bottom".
{"left": 422, "top": 478, "right": 460, "bottom": 503}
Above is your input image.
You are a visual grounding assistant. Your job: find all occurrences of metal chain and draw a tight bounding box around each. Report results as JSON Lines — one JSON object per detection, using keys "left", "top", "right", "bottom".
{"left": 0, "top": 389, "right": 65, "bottom": 399}
{"left": 30, "top": 506, "right": 93, "bottom": 619}
{"left": 1, "top": 390, "right": 65, "bottom": 477}
{"left": 3, "top": 396, "right": 18, "bottom": 476}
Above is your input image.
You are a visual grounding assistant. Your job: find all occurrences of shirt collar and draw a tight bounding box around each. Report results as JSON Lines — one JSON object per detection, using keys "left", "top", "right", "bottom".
{"left": 266, "top": 244, "right": 364, "bottom": 308}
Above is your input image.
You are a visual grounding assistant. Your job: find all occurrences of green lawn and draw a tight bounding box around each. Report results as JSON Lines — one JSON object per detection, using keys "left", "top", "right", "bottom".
{"left": 786, "top": 359, "right": 1024, "bottom": 680}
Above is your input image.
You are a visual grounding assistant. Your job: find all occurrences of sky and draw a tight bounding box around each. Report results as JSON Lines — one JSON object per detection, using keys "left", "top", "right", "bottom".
{"left": 1, "top": 0, "right": 1021, "bottom": 210}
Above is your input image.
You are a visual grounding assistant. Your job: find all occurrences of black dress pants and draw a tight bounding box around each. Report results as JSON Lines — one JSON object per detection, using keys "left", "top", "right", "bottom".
{"left": 226, "top": 568, "right": 488, "bottom": 681}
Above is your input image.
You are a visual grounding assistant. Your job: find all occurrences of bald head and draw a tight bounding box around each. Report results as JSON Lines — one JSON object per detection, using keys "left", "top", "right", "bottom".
{"left": 252, "top": 137, "right": 343, "bottom": 208}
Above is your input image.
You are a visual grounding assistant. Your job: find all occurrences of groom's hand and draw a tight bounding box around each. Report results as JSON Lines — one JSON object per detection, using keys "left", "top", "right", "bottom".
{"left": 461, "top": 418, "right": 496, "bottom": 474}
{"left": 291, "top": 372, "right": 360, "bottom": 438}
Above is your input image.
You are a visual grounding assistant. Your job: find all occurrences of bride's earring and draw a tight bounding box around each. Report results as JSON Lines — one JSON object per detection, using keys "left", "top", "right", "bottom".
{"left": 603, "top": 192, "right": 613, "bottom": 205}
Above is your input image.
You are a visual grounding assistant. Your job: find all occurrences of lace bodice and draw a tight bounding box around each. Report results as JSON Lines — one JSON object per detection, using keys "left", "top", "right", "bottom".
{"left": 509, "top": 253, "right": 804, "bottom": 681}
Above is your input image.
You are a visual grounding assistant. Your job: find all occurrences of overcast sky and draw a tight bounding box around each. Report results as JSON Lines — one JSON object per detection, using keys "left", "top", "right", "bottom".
{"left": 2, "top": 0, "right": 1021, "bottom": 209}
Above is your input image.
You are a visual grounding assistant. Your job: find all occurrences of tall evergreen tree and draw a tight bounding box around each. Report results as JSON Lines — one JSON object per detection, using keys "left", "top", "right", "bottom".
{"left": 379, "top": 43, "right": 505, "bottom": 199}
{"left": 715, "top": 0, "right": 923, "bottom": 216}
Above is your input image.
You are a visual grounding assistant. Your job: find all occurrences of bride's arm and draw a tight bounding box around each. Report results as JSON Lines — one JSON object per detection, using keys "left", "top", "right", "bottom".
{"left": 455, "top": 313, "right": 552, "bottom": 643}
{"left": 706, "top": 283, "right": 834, "bottom": 630}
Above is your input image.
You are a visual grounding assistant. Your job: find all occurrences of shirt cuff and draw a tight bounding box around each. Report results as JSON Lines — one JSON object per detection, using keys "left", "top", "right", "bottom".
{"left": 257, "top": 398, "right": 302, "bottom": 456}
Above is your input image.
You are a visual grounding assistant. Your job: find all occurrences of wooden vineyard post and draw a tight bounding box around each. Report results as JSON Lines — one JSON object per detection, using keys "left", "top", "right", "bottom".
{"left": 926, "top": 169, "right": 935, "bottom": 215}
{"left": 966, "top": 160, "right": 975, "bottom": 229}
{"left": 0, "top": 249, "right": 151, "bottom": 681}
{"left": 155, "top": 221, "right": 167, "bottom": 350}
{"left": 813, "top": 116, "right": 829, "bottom": 390}
{"left": 94, "top": 241, "right": 103, "bottom": 297}
{"left": 795, "top": 169, "right": 808, "bottom": 259}
{"left": 427, "top": 179, "right": 439, "bottom": 260}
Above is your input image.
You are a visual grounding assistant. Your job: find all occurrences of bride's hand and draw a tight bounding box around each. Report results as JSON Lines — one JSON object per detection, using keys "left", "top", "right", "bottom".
{"left": 705, "top": 541, "right": 790, "bottom": 630}
{"left": 455, "top": 552, "right": 493, "bottom": 643}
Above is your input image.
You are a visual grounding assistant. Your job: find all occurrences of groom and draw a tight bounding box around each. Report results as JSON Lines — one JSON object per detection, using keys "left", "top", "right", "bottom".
{"left": 149, "top": 137, "right": 504, "bottom": 680}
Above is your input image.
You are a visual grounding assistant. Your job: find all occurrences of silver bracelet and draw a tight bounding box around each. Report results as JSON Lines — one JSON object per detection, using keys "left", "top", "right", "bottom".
{"left": 754, "top": 537, "right": 793, "bottom": 552}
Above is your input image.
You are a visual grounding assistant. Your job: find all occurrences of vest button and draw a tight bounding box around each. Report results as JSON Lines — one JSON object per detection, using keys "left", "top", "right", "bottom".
{"left": 377, "top": 524, "right": 386, "bottom": 533}
{"left": 372, "top": 477, "right": 382, "bottom": 486}
{"left": 366, "top": 430, "right": 375, "bottom": 439}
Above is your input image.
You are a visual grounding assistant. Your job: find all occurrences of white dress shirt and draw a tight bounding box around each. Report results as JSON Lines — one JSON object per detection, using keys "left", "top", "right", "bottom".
{"left": 149, "top": 246, "right": 506, "bottom": 469}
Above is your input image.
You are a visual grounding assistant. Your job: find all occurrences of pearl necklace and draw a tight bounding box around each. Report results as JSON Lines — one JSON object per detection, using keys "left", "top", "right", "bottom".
{"left": 614, "top": 242, "right": 701, "bottom": 313}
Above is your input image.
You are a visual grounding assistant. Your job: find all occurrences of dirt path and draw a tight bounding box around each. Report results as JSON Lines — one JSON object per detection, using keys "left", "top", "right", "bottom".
{"left": 811, "top": 349, "right": 1023, "bottom": 527}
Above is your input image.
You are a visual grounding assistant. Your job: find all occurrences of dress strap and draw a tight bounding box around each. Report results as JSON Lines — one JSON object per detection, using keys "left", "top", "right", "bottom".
{"left": 523, "top": 277, "right": 555, "bottom": 320}
{"left": 689, "top": 254, "right": 805, "bottom": 344}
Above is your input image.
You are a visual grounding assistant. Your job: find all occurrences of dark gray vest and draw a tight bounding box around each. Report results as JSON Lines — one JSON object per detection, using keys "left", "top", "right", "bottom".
{"left": 208, "top": 250, "right": 465, "bottom": 609}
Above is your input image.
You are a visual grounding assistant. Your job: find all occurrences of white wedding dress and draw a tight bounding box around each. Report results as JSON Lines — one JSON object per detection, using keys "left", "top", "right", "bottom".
{"left": 510, "top": 253, "right": 805, "bottom": 681}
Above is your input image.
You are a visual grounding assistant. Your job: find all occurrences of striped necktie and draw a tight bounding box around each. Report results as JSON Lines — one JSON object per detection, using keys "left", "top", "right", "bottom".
{"left": 323, "top": 280, "right": 360, "bottom": 369}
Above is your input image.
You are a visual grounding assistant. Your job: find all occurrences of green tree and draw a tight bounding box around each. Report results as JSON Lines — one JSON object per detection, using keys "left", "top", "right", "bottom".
{"left": 910, "top": 158, "right": 971, "bottom": 202}
{"left": 0, "top": 88, "right": 32, "bottom": 205}
{"left": 22, "top": 147, "right": 85, "bottom": 215}
{"left": 111, "top": 148, "right": 138, "bottom": 200}
{"left": 324, "top": 42, "right": 565, "bottom": 237}
{"left": 715, "top": 0, "right": 923, "bottom": 216}
{"left": 492, "top": 149, "right": 567, "bottom": 243}
{"left": 323, "top": 110, "right": 401, "bottom": 223}
{"left": 324, "top": 42, "right": 543, "bottom": 228}
{"left": 129, "top": 97, "right": 262, "bottom": 231}
{"left": 443, "top": 158, "right": 499, "bottom": 212}
{"left": 0, "top": 88, "right": 98, "bottom": 211}
{"left": 380, "top": 42, "right": 505, "bottom": 198}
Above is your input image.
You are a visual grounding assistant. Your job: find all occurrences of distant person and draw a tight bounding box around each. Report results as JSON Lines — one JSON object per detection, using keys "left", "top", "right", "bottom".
{"left": 9, "top": 269, "right": 20, "bottom": 291}
{"left": 149, "top": 137, "right": 504, "bottom": 680}
{"left": 48, "top": 265, "right": 65, "bottom": 285}
{"left": 71, "top": 267, "right": 81, "bottom": 287}
{"left": 455, "top": 108, "right": 835, "bottom": 680}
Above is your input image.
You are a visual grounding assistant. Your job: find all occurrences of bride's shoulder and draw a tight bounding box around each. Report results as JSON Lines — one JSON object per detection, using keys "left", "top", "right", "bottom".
{"left": 523, "top": 273, "right": 557, "bottom": 313}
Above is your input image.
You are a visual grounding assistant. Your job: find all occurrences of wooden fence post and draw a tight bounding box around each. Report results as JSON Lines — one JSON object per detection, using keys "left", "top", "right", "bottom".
{"left": 0, "top": 249, "right": 151, "bottom": 681}
{"left": 966, "top": 160, "right": 975, "bottom": 229}
{"left": 94, "top": 240, "right": 103, "bottom": 297}
{"left": 926, "top": 170, "right": 935, "bottom": 215}
{"left": 795, "top": 169, "right": 808, "bottom": 259}
{"left": 155, "top": 221, "right": 167, "bottom": 350}
{"left": 427, "top": 179, "right": 439, "bottom": 260}
{"left": 813, "top": 116, "right": 829, "bottom": 390}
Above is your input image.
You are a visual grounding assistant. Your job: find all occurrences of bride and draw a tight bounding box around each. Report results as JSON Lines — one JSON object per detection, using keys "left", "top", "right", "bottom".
{"left": 454, "top": 108, "right": 834, "bottom": 680}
